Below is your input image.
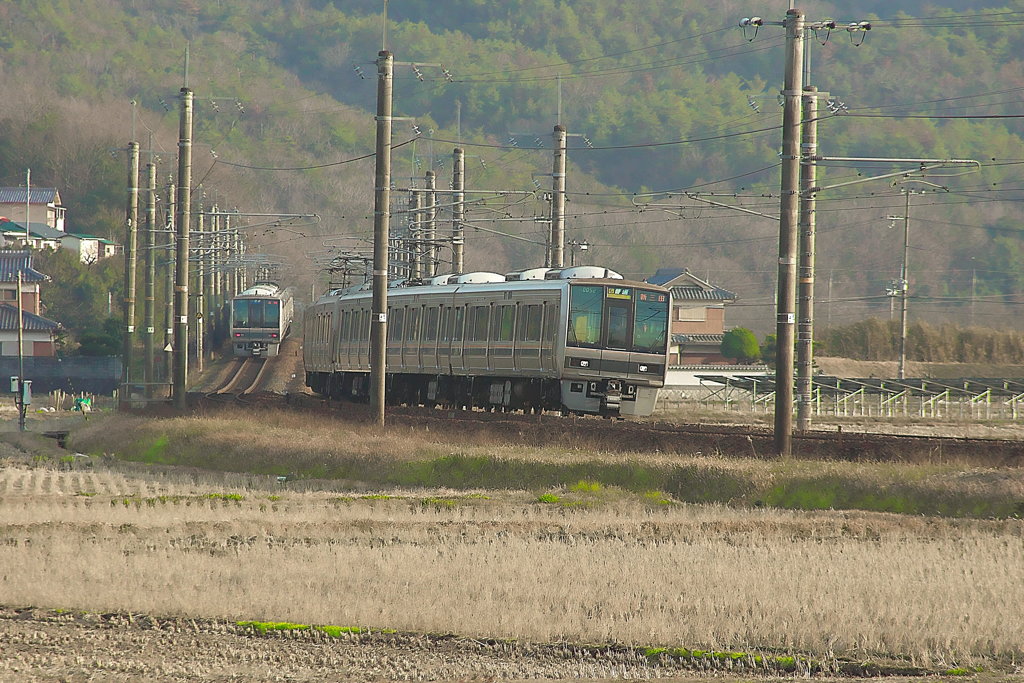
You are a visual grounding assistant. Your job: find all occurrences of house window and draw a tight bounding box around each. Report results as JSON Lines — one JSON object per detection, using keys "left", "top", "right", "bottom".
{"left": 676, "top": 306, "right": 706, "bottom": 322}
{"left": 0, "top": 290, "right": 17, "bottom": 301}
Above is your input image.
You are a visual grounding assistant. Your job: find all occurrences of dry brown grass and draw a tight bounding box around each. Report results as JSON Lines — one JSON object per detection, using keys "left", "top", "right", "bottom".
{"left": 66, "top": 410, "right": 1024, "bottom": 520}
{"left": 1, "top": 462, "right": 1021, "bottom": 670}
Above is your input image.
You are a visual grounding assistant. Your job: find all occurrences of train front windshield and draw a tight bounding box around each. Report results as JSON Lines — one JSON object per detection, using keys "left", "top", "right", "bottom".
{"left": 233, "top": 299, "right": 281, "bottom": 328}
{"left": 567, "top": 284, "right": 668, "bottom": 353}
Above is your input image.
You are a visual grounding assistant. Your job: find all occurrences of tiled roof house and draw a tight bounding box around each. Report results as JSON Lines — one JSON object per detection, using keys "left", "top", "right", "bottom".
{"left": 0, "top": 250, "right": 59, "bottom": 357}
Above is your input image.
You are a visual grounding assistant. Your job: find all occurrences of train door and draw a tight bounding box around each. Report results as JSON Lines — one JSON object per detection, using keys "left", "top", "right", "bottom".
{"left": 387, "top": 306, "right": 404, "bottom": 368}
{"left": 360, "top": 308, "right": 371, "bottom": 370}
{"left": 465, "top": 303, "right": 489, "bottom": 372}
{"left": 337, "top": 311, "right": 350, "bottom": 370}
{"left": 491, "top": 303, "right": 515, "bottom": 372}
{"left": 540, "top": 299, "right": 560, "bottom": 372}
{"left": 601, "top": 287, "right": 634, "bottom": 375}
{"left": 515, "top": 302, "right": 542, "bottom": 373}
{"left": 448, "top": 305, "right": 466, "bottom": 373}
{"left": 421, "top": 304, "right": 440, "bottom": 371}
{"left": 403, "top": 305, "right": 421, "bottom": 371}
{"left": 438, "top": 305, "right": 451, "bottom": 371}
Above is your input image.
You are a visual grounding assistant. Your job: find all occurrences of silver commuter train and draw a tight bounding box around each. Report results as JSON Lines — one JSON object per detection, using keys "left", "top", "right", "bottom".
{"left": 304, "top": 265, "right": 670, "bottom": 417}
{"left": 231, "top": 281, "right": 295, "bottom": 357}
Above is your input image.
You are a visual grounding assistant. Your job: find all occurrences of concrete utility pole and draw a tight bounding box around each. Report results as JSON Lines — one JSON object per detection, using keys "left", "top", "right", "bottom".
{"left": 204, "top": 205, "right": 216, "bottom": 357}
{"left": 774, "top": 8, "right": 804, "bottom": 456}
{"left": 232, "top": 216, "right": 243, "bottom": 294}
{"left": 164, "top": 179, "right": 175, "bottom": 386}
{"left": 24, "top": 169, "right": 30, "bottom": 243}
{"left": 371, "top": 50, "right": 394, "bottom": 426}
{"left": 143, "top": 161, "right": 157, "bottom": 397}
{"left": 424, "top": 170, "right": 437, "bottom": 277}
{"left": 119, "top": 141, "right": 140, "bottom": 410}
{"left": 409, "top": 190, "right": 423, "bottom": 280}
{"left": 452, "top": 147, "right": 465, "bottom": 274}
{"left": 897, "top": 188, "right": 912, "bottom": 380}
{"left": 214, "top": 211, "right": 223, "bottom": 313}
{"left": 194, "top": 197, "right": 205, "bottom": 373}
{"left": 550, "top": 125, "right": 567, "bottom": 269}
{"left": 795, "top": 85, "right": 818, "bottom": 432}
{"left": 173, "top": 88, "right": 193, "bottom": 411}
{"left": 16, "top": 270, "right": 25, "bottom": 431}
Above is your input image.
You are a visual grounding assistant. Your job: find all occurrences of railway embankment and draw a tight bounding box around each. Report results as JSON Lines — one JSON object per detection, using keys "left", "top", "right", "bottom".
{"left": 62, "top": 404, "right": 1024, "bottom": 519}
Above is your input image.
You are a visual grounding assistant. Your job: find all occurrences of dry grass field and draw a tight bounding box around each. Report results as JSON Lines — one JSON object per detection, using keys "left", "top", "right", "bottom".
{"left": 1, "top": 406, "right": 1023, "bottom": 680}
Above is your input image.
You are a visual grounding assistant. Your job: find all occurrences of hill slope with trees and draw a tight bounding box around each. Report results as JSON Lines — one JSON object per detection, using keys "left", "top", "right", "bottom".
{"left": 0, "top": 0, "right": 1022, "bottom": 345}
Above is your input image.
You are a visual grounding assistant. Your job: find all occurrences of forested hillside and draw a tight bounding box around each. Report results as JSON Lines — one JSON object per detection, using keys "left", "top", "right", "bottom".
{"left": 0, "top": 0, "right": 1022, "bottom": 337}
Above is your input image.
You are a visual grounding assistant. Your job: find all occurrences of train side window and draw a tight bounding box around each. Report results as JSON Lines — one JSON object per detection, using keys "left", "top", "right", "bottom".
{"left": 452, "top": 307, "right": 465, "bottom": 342}
{"left": 469, "top": 305, "right": 489, "bottom": 342}
{"left": 389, "top": 308, "right": 404, "bottom": 342}
{"left": 339, "top": 311, "right": 350, "bottom": 342}
{"left": 424, "top": 306, "right": 439, "bottom": 342}
{"left": 521, "top": 304, "right": 542, "bottom": 342}
{"left": 439, "top": 307, "right": 451, "bottom": 342}
{"left": 406, "top": 306, "right": 420, "bottom": 342}
{"left": 466, "top": 306, "right": 477, "bottom": 341}
{"left": 493, "top": 305, "right": 515, "bottom": 342}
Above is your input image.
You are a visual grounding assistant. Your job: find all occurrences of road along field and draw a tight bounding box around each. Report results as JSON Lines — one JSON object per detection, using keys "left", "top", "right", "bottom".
{"left": 1, "top": 408, "right": 1023, "bottom": 680}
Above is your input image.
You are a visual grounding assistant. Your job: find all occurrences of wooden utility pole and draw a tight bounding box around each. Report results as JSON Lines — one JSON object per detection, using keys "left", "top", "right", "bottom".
{"left": 370, "top": 50, "right": 394, "bottom": 426}
{"left": 143, "top": 161, "right": 157, "bottom": 396}
{"left": 119, "top": 141, "right": 140, "bottom": 410}
{"left": 173, "top": 88, "right": 193, "bottom": 411}
{"left": 452, "top": 147, "right": 465, "bottom": 274}
{"left": 774, "top": 8, "right": 804, "bottom": 456}
{"left": 795, "top": 85, "right": 818, "bottom": 432}
{"left": 550, "top": 125, "right": 567, "bottom": 269}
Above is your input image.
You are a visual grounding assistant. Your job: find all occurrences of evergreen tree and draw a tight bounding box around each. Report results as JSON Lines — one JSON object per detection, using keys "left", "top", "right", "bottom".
{"left": 721, "top": 327, "right": 760, "bottom": 364}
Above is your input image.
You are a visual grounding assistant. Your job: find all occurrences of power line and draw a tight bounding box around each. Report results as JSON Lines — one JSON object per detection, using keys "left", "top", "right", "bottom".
{"left": 214, "top": 138, "right": 417, "bottom": 171}
{"left": 425, "top": 122, "right": 785, "bottom": 152}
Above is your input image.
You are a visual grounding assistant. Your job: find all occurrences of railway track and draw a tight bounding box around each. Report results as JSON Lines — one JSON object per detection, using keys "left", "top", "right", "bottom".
{"left": 207, "top": 358, "right": 269, "bottom": 399}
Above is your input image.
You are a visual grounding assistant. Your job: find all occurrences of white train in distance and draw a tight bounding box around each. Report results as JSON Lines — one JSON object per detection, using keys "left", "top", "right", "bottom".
{"left": 230, "top": 282, "right": 295, "bottom": 357}
{"left": 303, "top": 265, "right": 671, "bottom": 417}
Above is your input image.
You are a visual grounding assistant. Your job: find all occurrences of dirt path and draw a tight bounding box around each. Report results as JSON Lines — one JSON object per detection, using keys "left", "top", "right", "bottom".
{"left": 0, "top": 607, "right": 727, "bottom": 682}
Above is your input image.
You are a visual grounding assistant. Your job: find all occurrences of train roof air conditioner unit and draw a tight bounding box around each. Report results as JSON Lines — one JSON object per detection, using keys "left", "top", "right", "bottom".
{"left": 450, "top": 272, "right": 506, "bottom": 284}
{"left": 544, "top": 266, "right": 623, "bottom": 280}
